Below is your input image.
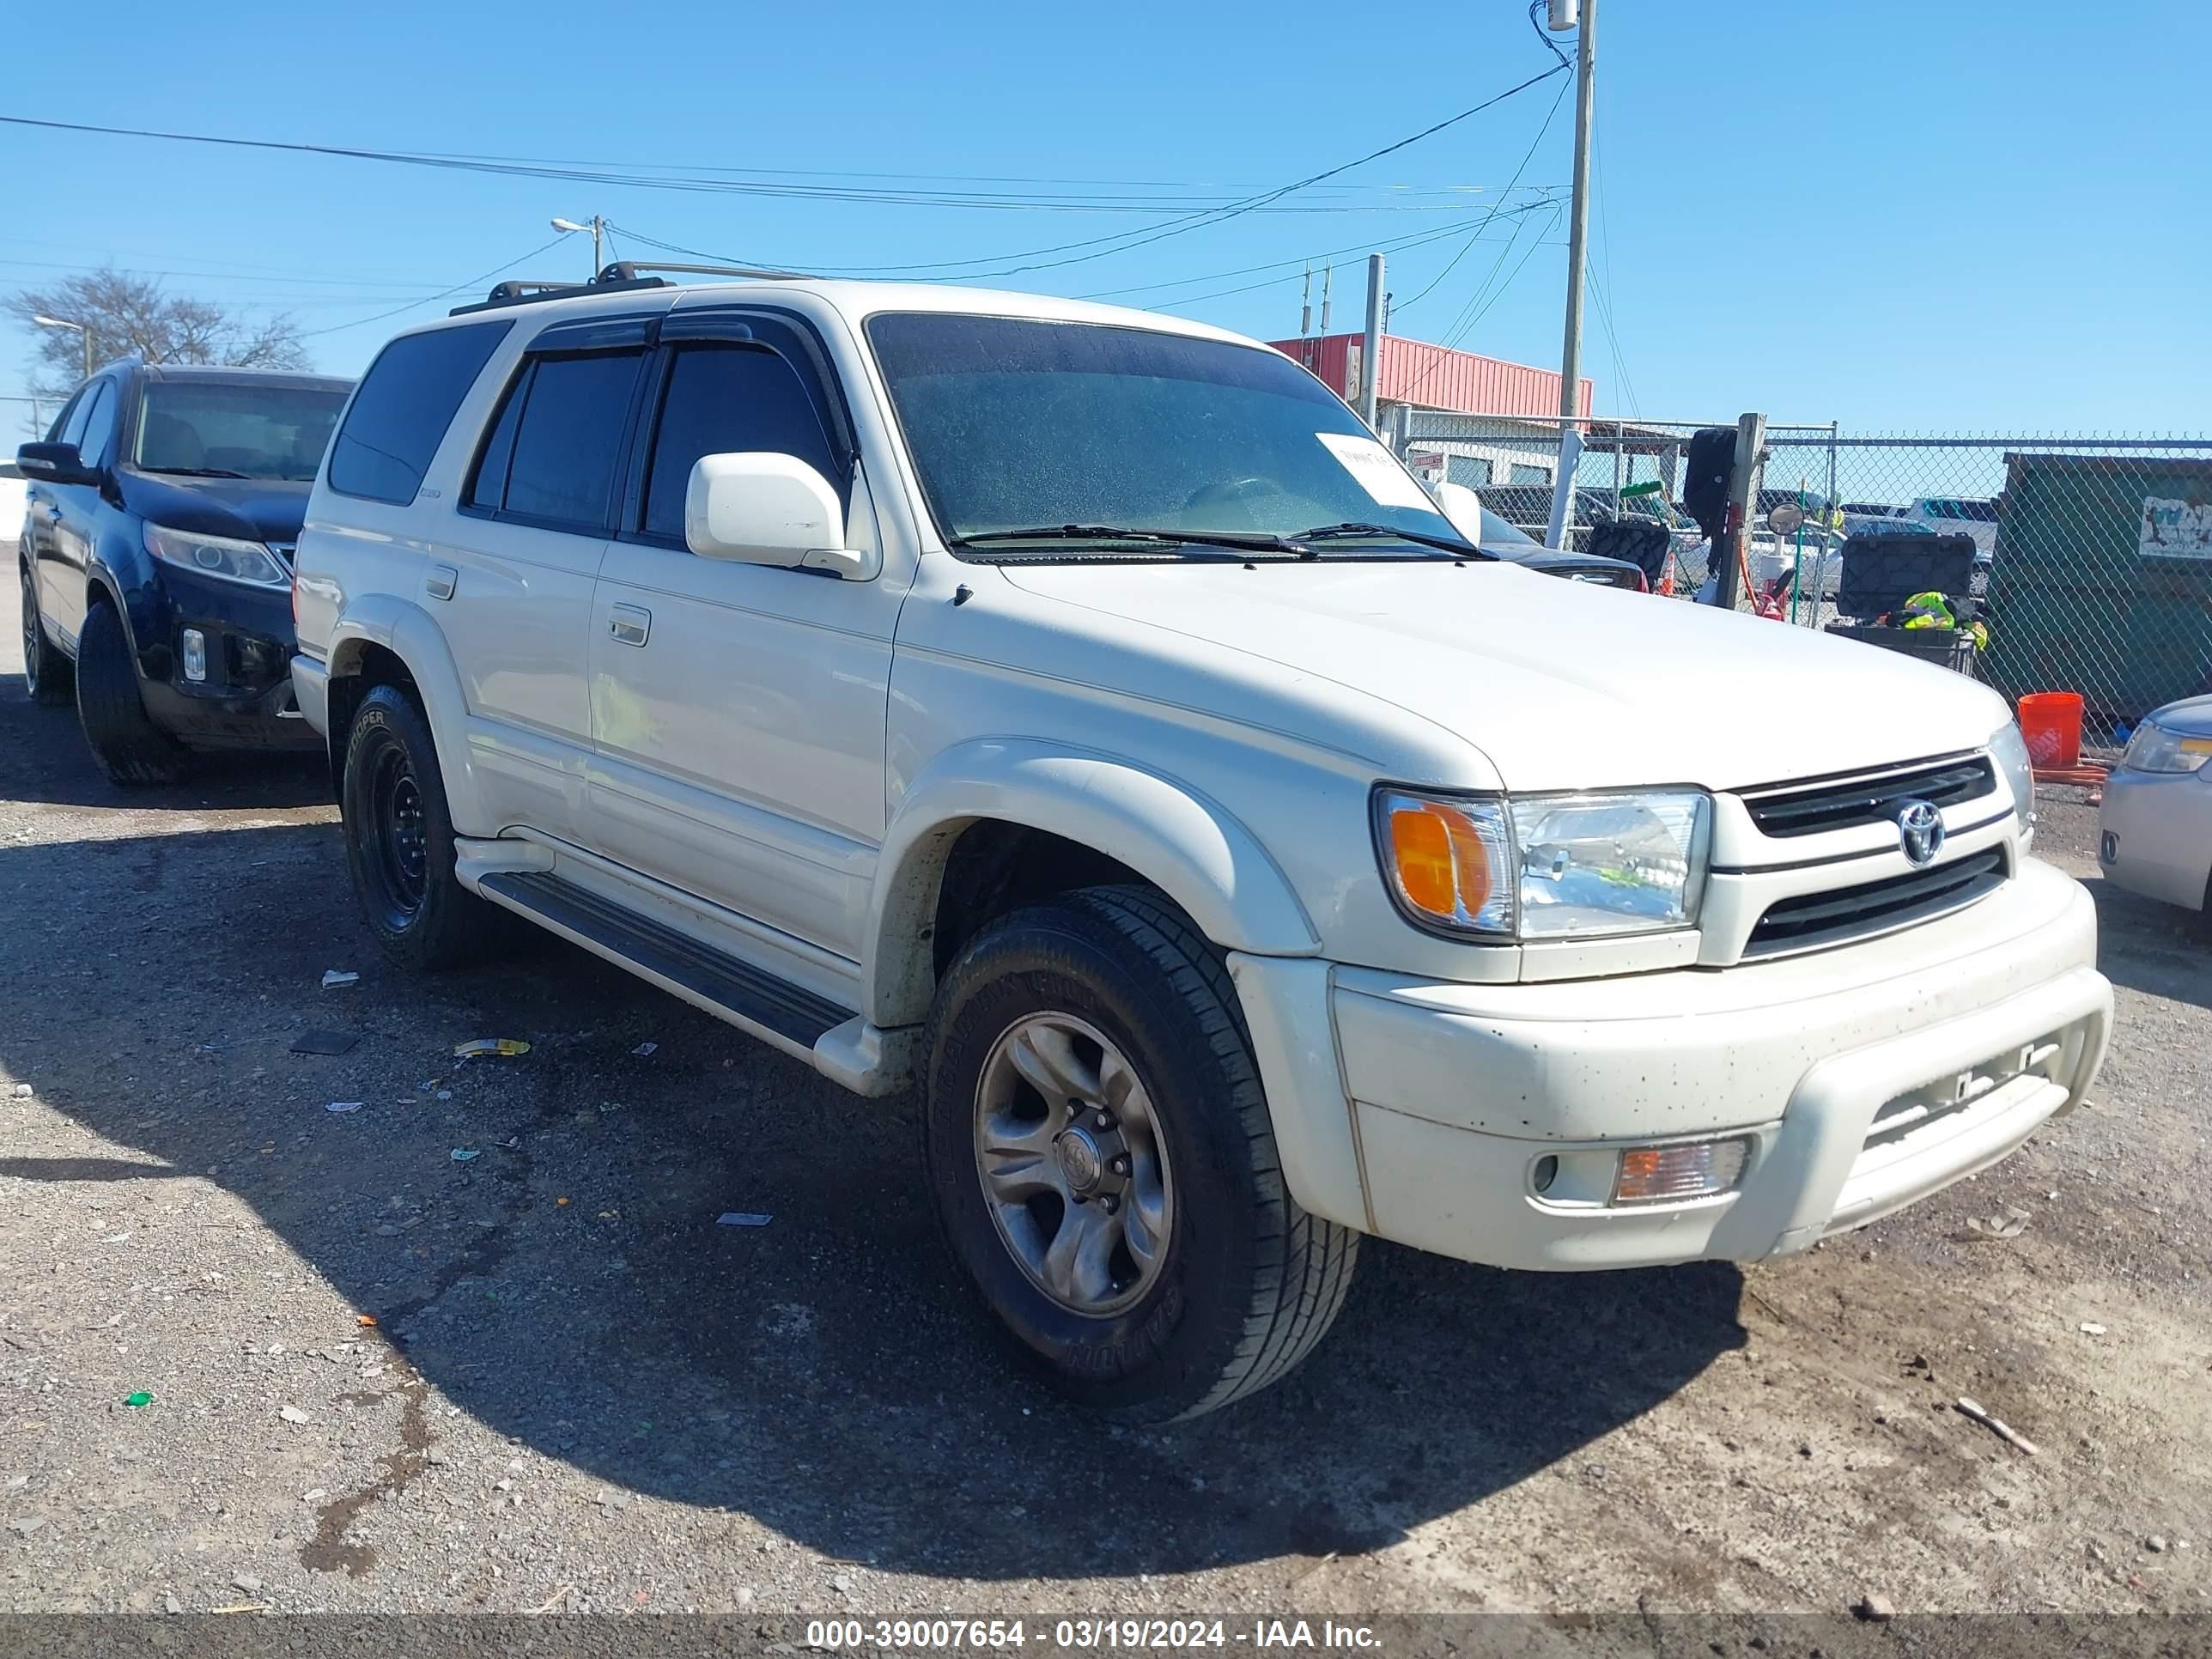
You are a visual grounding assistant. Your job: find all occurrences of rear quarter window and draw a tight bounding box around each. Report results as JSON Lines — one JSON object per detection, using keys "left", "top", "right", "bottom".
{"left": 328, "top": 320, "right": 514, "bottom": 506}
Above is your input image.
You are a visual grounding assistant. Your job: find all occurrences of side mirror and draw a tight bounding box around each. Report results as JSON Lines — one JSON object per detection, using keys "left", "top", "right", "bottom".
{"left": 684, "top": 452, "right": 868, "bottom": 579}
{"left": 17, "top": 441, "right": 100, "bottom": 488}
{"left": 1431, "top": 479, "right": 1486, "bottom": 544}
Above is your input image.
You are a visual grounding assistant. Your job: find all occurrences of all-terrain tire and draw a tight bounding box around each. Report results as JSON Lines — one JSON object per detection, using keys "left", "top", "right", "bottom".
{"left": 923, "top": 884, "right": 1358, "bottom": 1420}
{"left": 341, "top": 683, "right": 512, "bottom": 971}
{"left": 75, "top": 599, "right": 189, "bottom": 785}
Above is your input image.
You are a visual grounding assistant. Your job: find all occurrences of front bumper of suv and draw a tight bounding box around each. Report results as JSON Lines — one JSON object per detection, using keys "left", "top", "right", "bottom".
{"left": 1231, "top": 857, "right": 2110, "bottom": 1271}
{"left": 137, "top": 566, "right": 317, "bottom": 751}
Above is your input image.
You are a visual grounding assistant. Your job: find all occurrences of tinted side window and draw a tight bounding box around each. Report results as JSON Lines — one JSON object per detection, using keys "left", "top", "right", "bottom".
{"left": 642, "top": 346, "right": 841, "bottom": 540}
{"left": 76, "top": 382, "right": 118, "bottom": 467}
{"left": 502, "top": 352, "right": 643, "bottom": 530}
{"left": 466, "top": 365, "right": 532, "bottom": 511}
{"left": 53, "top": 388, "right": 93, "bottom": 449}
{"left": 328, "top": 320, "right": 513, "bottom": 505}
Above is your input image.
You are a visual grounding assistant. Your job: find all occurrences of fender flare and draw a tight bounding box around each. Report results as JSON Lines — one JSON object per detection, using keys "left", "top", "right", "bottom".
{"left": 325, "top": 596, "right": 489, "bottom": 834}
{"left": 863, "top": 738, "right": 1319, "bottom": 1028}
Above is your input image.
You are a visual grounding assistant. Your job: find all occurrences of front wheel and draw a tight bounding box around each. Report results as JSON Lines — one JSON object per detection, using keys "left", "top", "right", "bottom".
{"left": 922, "top": 885, "right": 1358, "bottom": 1420}
{"left": 341, "top": 684, "right": 507, "bottom": 970}
{"left": 75, "top": 600, "right": 188, "bottom": 786}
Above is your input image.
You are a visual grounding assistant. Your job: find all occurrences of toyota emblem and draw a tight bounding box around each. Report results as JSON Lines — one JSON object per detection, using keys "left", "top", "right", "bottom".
{"left": 1895, "top": 799, "right": 1945, "bottom": 866}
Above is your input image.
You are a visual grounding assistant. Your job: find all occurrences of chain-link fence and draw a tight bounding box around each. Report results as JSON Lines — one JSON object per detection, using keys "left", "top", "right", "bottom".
{"left": 1391, "top": 413, "right": 2212, "bottom": 728}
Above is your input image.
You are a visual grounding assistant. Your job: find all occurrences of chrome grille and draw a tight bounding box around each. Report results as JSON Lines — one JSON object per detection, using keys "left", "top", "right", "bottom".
{"left": 1745, "top": 847, "right": 2007, "bottom": 957}
{"left": 1741, "top": 756, "right": 1995, "bottom": 839}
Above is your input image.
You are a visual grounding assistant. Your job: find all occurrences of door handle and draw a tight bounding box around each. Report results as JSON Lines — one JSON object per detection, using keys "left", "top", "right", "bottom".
{"left": 608, "top": 605, "right": 651, "bottom": 647}
{"left": 424, "top": 564, "right": 458, "bottom": 602}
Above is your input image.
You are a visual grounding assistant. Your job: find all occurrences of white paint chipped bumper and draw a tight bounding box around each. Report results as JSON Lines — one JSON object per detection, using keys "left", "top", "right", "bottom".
{"left": 1236, "top": 858, "right": 2112, "bottom": 1271}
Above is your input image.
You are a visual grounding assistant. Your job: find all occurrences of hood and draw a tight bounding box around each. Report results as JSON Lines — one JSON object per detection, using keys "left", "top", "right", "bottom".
{"left": 994, "top": 559, "right": 2012, "bottom": 793}
{"left": 2148, "top": 695, "right": 2212, "bottom": 738}
{"left": 117, "top": 470, "right": 312, "bottom": 546}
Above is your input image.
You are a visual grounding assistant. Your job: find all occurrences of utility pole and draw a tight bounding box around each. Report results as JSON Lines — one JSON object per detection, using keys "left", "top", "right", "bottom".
{"left": 1359, "top": 252, "right": 1385, "bottom": 430}
{"left": 551, "top": 216, "right": 606, "bottom": 281}
{"left": 1554, "top": 0, "right": 1595, "bottom": 423}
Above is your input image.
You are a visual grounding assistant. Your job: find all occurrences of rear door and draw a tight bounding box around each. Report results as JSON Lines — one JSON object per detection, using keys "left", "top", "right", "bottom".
{"left": 585, "top": 309, "right": 900, "bottom": 960}
{"left": 439, "top": 316, "right": 656, "bottom": 841}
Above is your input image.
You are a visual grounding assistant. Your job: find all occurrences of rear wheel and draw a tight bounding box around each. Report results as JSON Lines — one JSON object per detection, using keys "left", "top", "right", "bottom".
{"left": 341, "top": 684, "right": 507, "bottom": 970}
{"left": 20, "top": 561, "right": 73, "bottom": 707}
{"left": 75, "top": 599, "right": 189, "bottom": 786}
{"left": 922, "top": 884, "right": 1358, "bottom": 1420}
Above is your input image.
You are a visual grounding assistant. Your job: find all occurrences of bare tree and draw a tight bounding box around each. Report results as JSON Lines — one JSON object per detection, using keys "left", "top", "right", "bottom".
{"left": 8, "top": 269, "right": 310, "bottom": 397}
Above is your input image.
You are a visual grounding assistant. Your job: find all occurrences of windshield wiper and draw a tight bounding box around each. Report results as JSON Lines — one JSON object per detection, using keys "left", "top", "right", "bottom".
{"left": 1296, "top": 522, "right": 1492, "bottom": 558}
{"left": 143, "top": 465, "right": 253, "bottom": 479}
{"left": 949, "top": 525, "right": 1310, "bottom": 556}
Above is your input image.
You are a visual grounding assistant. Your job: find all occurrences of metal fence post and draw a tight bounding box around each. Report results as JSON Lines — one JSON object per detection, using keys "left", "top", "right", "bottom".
{"left": 1547, "top": 424, "right": 1583, "bottom": 550}
{"left": 1712, "top": 412, "right": 1765, "bottom": 610}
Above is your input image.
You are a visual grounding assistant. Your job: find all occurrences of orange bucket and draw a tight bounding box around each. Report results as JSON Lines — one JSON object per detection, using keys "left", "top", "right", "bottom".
{"left": 2018, "top": 691, "right": 2084, "bottom": 769}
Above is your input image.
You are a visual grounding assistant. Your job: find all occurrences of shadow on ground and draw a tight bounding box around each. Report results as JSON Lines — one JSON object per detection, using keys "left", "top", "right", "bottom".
{"left": 2086, "top": 883, "right": 2209, "bottom": 1009}
{"left": 0, "top": 775, "right": 1747, "bottom": 1584}
{"left": 0, "top": 677, "right": 330, "bottom": 812}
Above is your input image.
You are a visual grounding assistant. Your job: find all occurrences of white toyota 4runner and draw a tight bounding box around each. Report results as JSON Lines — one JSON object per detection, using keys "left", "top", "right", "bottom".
{"left": 292, "top": 276, "right": 2112, "bottom": 1419}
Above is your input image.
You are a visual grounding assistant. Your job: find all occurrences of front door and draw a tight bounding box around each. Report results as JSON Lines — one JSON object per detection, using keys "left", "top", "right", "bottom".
{"left": 586, "top": 319, "right": 903, "bottom": 963}
{"left": 38, "top": 377, "right": 117, "bottom": 647}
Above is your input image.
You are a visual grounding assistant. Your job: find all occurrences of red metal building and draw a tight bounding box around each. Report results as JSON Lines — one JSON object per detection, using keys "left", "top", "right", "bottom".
{"left": 1266, "top": 332, "right": 1590, "bottom": 419}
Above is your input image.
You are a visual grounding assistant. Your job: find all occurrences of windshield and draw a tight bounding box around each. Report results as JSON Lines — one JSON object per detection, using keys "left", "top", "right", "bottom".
{"left": 866, "top": 313, "right": 1467, "bottom": 557}
{"left": 1476, "top": 504, "right": 1540, "bottom": 547}
{"left": 133, "top": 380, "right": 349, "bottom": 482}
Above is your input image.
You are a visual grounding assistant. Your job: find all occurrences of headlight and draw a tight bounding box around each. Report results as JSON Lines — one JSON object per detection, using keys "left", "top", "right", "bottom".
{"left": 143, "top": 524, "right": 289, "bottom": 590}
{"left": 1375, "top": 787, "right": 1711, "bottom": 940}
{"left": 2122, "top": 720, "right": 2212, "bottom": 776}
{"left": 1989, "top": 720, "right": 2038, "bottom": 842}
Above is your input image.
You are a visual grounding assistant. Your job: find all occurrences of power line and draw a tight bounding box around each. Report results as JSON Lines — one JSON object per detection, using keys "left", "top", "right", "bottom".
{"left": 1587, "top": 119, "right": 1639, "bottom": 419}
{"left": 1389, "top": 201, "right": 1563, "bottom": 404}
{"left": 1077, "top": 194, "right": 1562, "bottom": 300}
{"left": 293, "top": 235, "right": 570, "bottom": 339}
{"left": 609, "top": 66, "right": 1567, "bottom": 283}
{"left": 3, "top": 68, "right": 1565, "bottom": 293}
{"left": 1140, "top": 205, "right": 1568, "bottom": 315}
{"left": 1389, "top": 76, "right": 1570, "bottom": 315}
{"left": 0, "top": 113, "right": 1550, "bottom": 217}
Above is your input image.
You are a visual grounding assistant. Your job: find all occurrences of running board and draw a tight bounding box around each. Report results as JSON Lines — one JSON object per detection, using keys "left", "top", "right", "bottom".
{"left": 477, "top": 870, "right": 852, "bottom": 1050}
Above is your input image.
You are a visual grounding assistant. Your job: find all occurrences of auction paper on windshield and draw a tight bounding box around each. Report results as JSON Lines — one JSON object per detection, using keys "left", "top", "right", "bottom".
{"left": 1313, "top": 432, "right": 1437, "bottom": 513}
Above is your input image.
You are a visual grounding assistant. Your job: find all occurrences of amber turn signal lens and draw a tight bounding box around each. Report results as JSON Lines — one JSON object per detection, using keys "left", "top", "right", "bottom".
{"left": 1388, "top": 801, "right": 1495, "bottom": 921}
{"left": 1612, "top": 1138, "right": 1751, "bottom": 1205}
{"left": 1389, "top": 805, "right": 1455, "bottom": 915}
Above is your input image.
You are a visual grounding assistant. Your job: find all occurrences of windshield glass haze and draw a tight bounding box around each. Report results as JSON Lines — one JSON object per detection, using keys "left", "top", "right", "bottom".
{"left": 867, "top": 313, "right": 1467, "bottom": 555}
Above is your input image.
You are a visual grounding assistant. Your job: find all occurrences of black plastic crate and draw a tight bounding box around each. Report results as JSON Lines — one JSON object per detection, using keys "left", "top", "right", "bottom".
{"left": 1835, "top": 532, "right": 1979, "bottom": 622}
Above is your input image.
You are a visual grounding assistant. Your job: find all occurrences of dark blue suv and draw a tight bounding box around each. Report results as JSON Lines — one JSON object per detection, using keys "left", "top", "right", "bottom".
{"left": 17, "top": 362, "right": 354, "bottom": 783}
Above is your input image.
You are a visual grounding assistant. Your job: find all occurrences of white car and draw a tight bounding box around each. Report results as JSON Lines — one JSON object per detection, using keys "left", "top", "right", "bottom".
{"left": 289, "top": 275, "right": 2112, "bottom": 1419}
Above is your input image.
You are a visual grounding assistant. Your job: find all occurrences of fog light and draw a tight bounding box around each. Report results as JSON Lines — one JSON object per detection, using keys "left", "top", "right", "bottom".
{"left": 1612, "top": 1137, "right": 1751, "bottom": 1205}
{"left": 1530, "top": 1154, "right": 1559, "bottom": 1194}
{"left": 180, "top": 628, "right": 207, "bottom": 684}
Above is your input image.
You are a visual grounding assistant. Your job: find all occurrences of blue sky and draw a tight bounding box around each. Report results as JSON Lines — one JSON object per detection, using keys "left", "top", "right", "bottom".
{"left": 5, "top": 0, "right": 2208, "bottom": 434}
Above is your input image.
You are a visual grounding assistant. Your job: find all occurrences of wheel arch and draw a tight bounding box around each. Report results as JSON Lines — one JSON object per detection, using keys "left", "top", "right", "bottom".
{"left": 323, "top": 598, "right": 486, "bottom": 832}
{"left": 862, "top": 740, "right": 1320, "bottom": 1030}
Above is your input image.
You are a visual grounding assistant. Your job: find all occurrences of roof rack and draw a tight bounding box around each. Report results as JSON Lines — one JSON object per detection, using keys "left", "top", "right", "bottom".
{"left": 449, "top": 275, "right": 670, "bottom": 317}
{"left": 447, "top": 259, "right": 814, "bottom": 318}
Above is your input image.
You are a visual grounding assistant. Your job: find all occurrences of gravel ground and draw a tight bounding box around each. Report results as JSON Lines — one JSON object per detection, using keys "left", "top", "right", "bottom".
{"left": 1, "top": 576, "right": 2208, "bottom": 1624}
